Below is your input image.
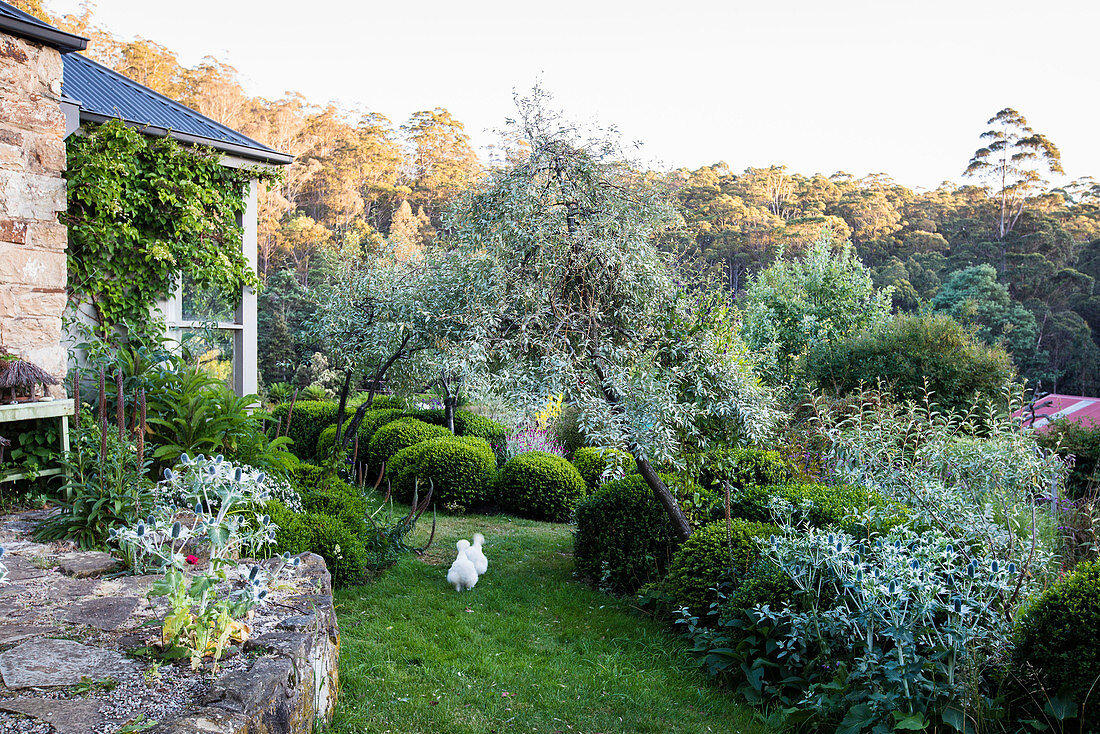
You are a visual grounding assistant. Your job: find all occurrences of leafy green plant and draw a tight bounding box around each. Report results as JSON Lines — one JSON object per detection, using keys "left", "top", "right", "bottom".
{"left": 1011, "top": 560, "right": 1100, "bottom": 727}
{"left": 498, "top": 451, "right": 586, "bottom": 522}
{"left": 697, "top": 446, "right": 794, "bottom": 493}
{"left": 265, "top": 382, "right": 294, "bottom": 404}
{"left": 270, "top": 400, "right": 342, "bottom": 461}
{"left": 726, "top": 482, "right": 902, "bottom": 536}
{"left": 658, "top": 519, "right": 777, "bottom": 621}
{"left": 574, "top": 473, "right": 677, "bottom": 593}
{"left": 144, "top": 364, "right": 294, "bottom": 476}
{"left": 572, "top": 446, "right": 637, "bottom": 493}
{"left": 387, "top": 435, "right": 497, "bottom": 511}
{"left": 1, "top": 421, "right": 61, "bottom": 479}
{"left": 110, "top": 453, "right": 297, "bottom": 670}
{"left": 65, "top": 119, "right": 263, "bottom": 341}
{"left": 1038, "top": 418, "right": 1100, "bottom": 500}
{"left": 366, "top": 418, "right": 450, "bottom": 470}
{"left": 36, "top": 377, "right": 154, "bottom": 548}
{"left": 299, "top": 384, "right": 329, "bottom": 401}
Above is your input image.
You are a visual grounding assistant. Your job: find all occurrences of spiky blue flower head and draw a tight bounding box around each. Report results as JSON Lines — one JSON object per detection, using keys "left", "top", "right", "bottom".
{"left": 991, "top": 560, "right": 1000, "bottom": 574}
{"left": 888, "top": 579, "right": 897, "bottom": 594}
{"left": 291, "top": 557, "right": 301, "bottom": 568}
{"left": 1007, "top": 562, "right": 1017, "bottom": 575}
{"left": 171, "top": 521, "right": 182, "bottom": 539}
{"left": 215, "top": 454, "right": 224, "bottom": 464}
{"left": 233, "top": 468, "right": 242, "bottom": 483}
{"left": 163, "top": 467, "right": 174, "bottom": 481}
{"left": 911, "top": 559, "right": 920, "bottom": 570}
{"left": 827, "top": 534, "right": 836, "bottom": 546}
{"left": 147, "top": 515, "right": 156, "bottom": 527}
{"left": 855, "top": 569, "right": 863, "bottom": 582}
{"left": 194, "top": 501, "right": 203, "bottom": 515}
{"left": 256, "top": 472, "right": 266, "bottom": 485}
{"left": 282, "top": 551, "right": 291, "bottom": 562}
{"left": 180, "top": 453, "right": 191, "bottom": 464}
{"left": 953, "top": 597, "right": 962, "bottom": 614}
{"left": 262, "top": 515, "right": 270, "bottom": 526}
{"left": 136, "top": 523, "right": 145, "bottom": 537}
{"left": 194, "top": 454, "right": 205, "bottom": 462}
{"left": 249, "top": 565, "right": 260, "bottom": 583}
{"left": 967, "top": 562, "right": 976, "bottom": 579}
{"left": 836, "top": 542, "right": 843, "bottom": 553}
{"left": 946, "top": 544, "right": 954, "bottom": 555}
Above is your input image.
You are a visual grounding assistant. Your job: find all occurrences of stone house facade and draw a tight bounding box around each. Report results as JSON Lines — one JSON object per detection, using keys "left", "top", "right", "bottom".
{"left": 0, "top": 7, "right": 84, "bottom": 392}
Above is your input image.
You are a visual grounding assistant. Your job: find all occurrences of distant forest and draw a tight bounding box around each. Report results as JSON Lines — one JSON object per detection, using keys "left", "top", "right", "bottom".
{"left": 17, "top": 0, "right": 1100, "bottom": 395}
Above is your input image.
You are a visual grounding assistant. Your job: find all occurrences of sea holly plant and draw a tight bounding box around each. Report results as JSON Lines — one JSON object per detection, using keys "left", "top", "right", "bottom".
{"left": 699, "top": 519, "right": 1041, "bottom": 732}
{"left": 110, "top": 454, "right": 299, "bottom": 670}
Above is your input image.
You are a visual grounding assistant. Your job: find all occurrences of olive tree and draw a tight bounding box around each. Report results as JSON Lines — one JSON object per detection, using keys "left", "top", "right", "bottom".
{"left": 444, "top": 92, "right": 778, "bottom": 541}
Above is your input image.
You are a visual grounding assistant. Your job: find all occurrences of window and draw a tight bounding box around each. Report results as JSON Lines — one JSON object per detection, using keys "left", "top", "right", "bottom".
{"left": 162, "top": 179, "right": 259, "bottom": 397}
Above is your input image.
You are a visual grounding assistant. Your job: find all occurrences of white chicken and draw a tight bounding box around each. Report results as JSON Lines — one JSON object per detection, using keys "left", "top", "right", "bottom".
{"left": 464, "top": 533, "right": 488, "bottom": 575}
{"left": 446, "top": 539, "right": 479, "bottom": 592}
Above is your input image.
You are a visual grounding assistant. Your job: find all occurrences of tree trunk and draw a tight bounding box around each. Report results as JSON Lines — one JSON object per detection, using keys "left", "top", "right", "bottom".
{"left": 634, "top": 455, "right": 692, "bottom": 542}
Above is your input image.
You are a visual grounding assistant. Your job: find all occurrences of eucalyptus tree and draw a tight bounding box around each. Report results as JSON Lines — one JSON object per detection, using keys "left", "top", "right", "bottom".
{"left": 964, "top": 108, "right": 1063, "bottom": 262}
{"left": 444, "top": 91, "right": 779, "bottom": 541}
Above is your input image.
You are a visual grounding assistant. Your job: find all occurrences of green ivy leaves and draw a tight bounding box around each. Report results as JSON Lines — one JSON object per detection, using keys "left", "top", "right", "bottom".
{"left": 64, "top": 120, "right": 262, "bottom": 339}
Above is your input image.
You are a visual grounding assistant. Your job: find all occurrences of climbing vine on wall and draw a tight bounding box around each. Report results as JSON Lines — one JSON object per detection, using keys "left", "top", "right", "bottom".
{"left": 64, "top": 120, "right": 266, "bottom": 341}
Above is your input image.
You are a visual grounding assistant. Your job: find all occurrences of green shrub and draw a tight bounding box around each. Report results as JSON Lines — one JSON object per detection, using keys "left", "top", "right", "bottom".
{"left": 353, "top": 409, "right": 406, "bottom": 448}
{"left": 271, "top": 400, "right": 341, "bottom": 461}
{"left": 267, "top": 499, "right": 368, "bottom": 588}
{"left": 302, "top": 475, "right": 369, "bottom": 538}
{"left": 550, "top": 404, "right": 587, "bottom": 457}
{"left": 367, "top": 418, "right": 450, "bottom": 469}
{"left": 454, "top": 410, "right": 509, "bottom": 446}
{"left": 727, "top": 482, "right": 898, "bottom": 535}
{"left": 804, "top": 311, "right": 1015, "bottom": 412}
{"left": 724, "top": 557, "right": 796, "bottom": 615}
{"left": 291, "top": 462, "right": 327, "bottom": 492}
{"left": 660, "top": 519, "right": 779, "bottom": 620}
{"left": 572, "top": 446, "right": 637, "bottom": 493}
{"left": 498, "top": 451, "right": 586, "bottom": 522}
{"left": 698, "top": 446, "right": 794, "bottom": 492}
{"left": 388, "top": 435, "right": 497, "bottom": 510}
{"left": 574, "top": 474, "right": 676, "bottom": 593}
{"left": 1011, "top": 560, "right": 1100, "bottom": 711}
{"left": 315, "top": 424, "right": 341, "bottom": 462}
{"left": 362, "top": 394, "right": 406, "bottom": 410}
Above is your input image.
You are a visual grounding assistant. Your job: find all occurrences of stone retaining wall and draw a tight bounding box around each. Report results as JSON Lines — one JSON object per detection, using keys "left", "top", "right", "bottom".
{"left": 0, "top": 28, "right": 68, "bottom": 386}
{"left": 150, "top": 553, "right": 340, "bottom": 734}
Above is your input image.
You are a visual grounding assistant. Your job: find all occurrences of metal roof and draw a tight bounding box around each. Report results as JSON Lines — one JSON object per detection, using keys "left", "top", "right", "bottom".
{"left": 63, "top": 53, "right": 292, "bottom": 166}
{"left": 0, "top": 1, "right": 87, "bottom": 53}
{"left": 1014, "top": 393, "right": 1100, "bottom": 432}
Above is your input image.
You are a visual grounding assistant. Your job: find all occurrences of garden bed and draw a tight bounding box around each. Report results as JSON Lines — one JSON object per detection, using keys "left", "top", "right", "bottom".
{"left": 0, "top": 510, "right": 338, "bottom": 734}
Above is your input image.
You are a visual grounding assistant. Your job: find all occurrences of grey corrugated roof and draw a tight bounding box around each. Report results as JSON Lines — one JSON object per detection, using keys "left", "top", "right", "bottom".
{"left": 64, "top": 53, "right": 292, "bottom": 166}
{"left": 0, "top": 1, "right": 87, "bottom": 53}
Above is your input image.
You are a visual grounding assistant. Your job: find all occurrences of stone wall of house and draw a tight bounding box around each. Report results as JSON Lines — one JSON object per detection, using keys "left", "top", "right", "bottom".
{"left": 0, "top": 30, "right": 68, "bottom": 391}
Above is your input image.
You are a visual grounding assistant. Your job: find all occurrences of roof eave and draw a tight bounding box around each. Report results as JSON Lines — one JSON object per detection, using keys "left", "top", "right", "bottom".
{"left": 78, "top": 110, "right": 294, "bottom": 166}
{"left": 0, "top": 16, "right": 87, "bottom": 53}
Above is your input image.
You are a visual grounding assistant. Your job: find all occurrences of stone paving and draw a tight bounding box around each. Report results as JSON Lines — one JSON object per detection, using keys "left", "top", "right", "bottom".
{"left": 0, "top": 509, "right": 339, "bottom": 733}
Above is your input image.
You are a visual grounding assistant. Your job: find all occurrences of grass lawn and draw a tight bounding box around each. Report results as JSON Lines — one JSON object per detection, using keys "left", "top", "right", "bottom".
{"left": 321, "top": 510, "right": 767, "bottom": 734}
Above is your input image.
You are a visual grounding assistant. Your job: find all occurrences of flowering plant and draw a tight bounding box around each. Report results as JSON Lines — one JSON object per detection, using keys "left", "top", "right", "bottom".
{"left": 500, "top": 426, "right": 566, "bottom": 463}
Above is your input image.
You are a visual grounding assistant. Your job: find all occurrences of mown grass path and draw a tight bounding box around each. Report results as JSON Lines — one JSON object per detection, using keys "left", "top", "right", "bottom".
{"left": 322, "top": 512, "right": 765, "bottom": 734}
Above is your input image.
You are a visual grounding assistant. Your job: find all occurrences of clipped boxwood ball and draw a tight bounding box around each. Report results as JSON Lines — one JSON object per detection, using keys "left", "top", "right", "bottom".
{"left": 728, "top": 482, "right": 902, "bottom": 535}
{"left": 660, "top": 519, "right": 779, "bottom": 621}
{"left": 1012, "top": 560, "right": 1100, "bottom": 708}
{"left": 498, "top": 451, "right": 586, "bottom": 522}
{"left": 388, "top": 435, "right": 497, "bottom": 510}
{"left": 698, "top": 446, "right": 794, "bottom": 492}
{"left": 266, "top": 499, "right": 367, "bottom": 588}
{"left": 367, "top": 417, "right": 450, "bottom": 469}
{"left": 574, "top": 473, "right": 675, "bottom": 593}
{"left": 271, "top": 400, "right": 341, "bottom": 461}
{"left": 572, "top": 446, "right": 637, "bottom": 493}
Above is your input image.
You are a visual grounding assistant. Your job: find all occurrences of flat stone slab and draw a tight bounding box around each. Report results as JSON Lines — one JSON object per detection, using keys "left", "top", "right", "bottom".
{"left": 3, "top": 556, "right": 46, "bottom": 581}
{"left": 63, "top": 596, "right": 139, "bottom": 631}
{"left": 0, "top": 697, "right": 106, "bottom": 733}
{"left": 56, "top": 551, "right": 118, "bottom": 578}
{"left": 0, "top": 638, "right": 137, "bottom": 688}
{"left": 0, "top": 623, "right": 59, "bottom": 644}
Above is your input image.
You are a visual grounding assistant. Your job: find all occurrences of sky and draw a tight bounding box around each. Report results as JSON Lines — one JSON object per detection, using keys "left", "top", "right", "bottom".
{"left": 46, "top": 0, "right": 1100, "bottom": 190}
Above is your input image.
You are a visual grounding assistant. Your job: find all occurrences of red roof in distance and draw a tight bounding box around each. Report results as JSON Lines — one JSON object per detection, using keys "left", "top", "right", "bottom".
{"left": 1014, "top": 394, "right": 1100, "bottom": 433}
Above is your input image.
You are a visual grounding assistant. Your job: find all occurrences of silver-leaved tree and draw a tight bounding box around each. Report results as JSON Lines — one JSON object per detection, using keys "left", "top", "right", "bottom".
{"left": 444, "top": 91, "right": 779, "bottom": 540}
